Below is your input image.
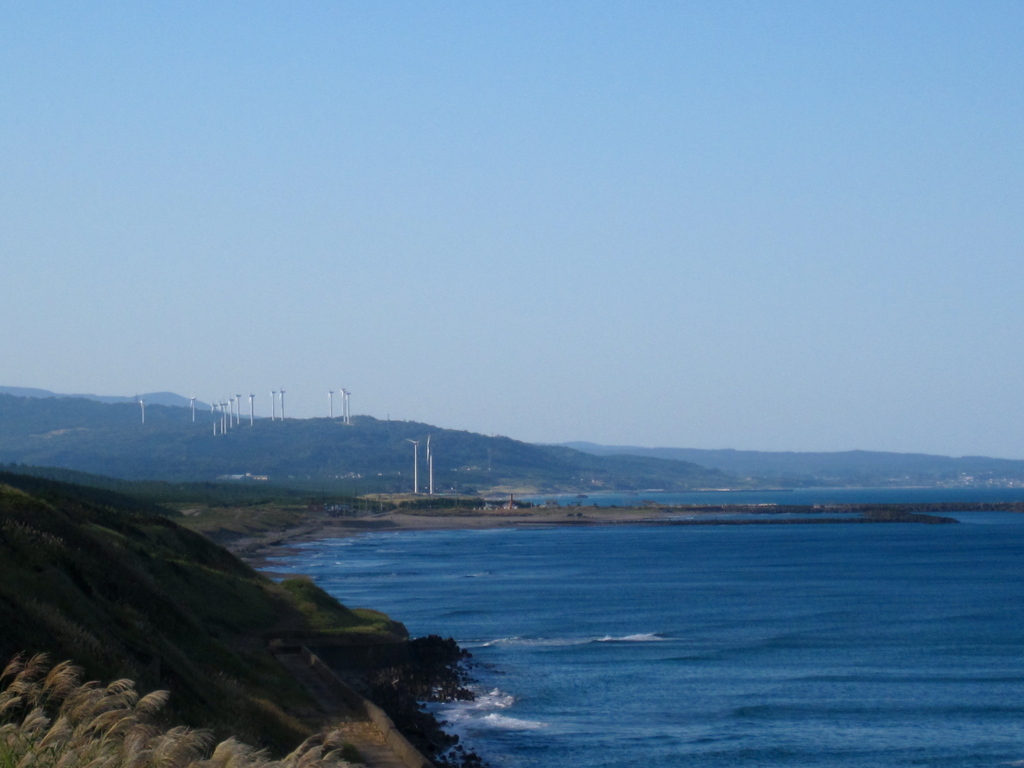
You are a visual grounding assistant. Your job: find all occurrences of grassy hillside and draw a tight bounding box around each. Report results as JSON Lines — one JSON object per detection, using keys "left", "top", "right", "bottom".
{"left": 0, "top": 394, "right": 732, "bottom": 492}
{"left": 0, "top": 470, "right": 405, "bottom": 754}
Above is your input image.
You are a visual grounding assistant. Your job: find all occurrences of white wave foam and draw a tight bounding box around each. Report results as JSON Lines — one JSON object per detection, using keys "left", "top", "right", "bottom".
{"left": 480, "top": 713, "right": 547, "bottom": 730}
{"left": 431, "top": 687, "right": 546, "bottom": 736}
{"left": 482, "top": 632, "right": 666, "bottom": 647}
{"left": 481, "top": 636, "right": 590, "bottom": 648}
{"left": 473, "top": 688, "right": 515, "bottom": 710}
{"left": 439, "top": 688, "right": 517, "bottom": 726}
{"left": 596, "top": 632, "right": 666, "bottom": 643}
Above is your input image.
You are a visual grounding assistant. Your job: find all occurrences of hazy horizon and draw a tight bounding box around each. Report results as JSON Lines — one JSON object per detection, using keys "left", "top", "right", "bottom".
{"left": 3, "top": 3, "right": 1022, "bottom": 458}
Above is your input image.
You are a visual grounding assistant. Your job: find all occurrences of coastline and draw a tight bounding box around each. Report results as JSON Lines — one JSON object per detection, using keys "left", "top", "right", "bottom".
{"left": 221, "top": 503, "right": 973, "bottom": 569}
{"left": 213, "top": 501, "right": 1011, "bottom": 767}
{"left": 222, "top": 507, "right": 661, "bottom": 567}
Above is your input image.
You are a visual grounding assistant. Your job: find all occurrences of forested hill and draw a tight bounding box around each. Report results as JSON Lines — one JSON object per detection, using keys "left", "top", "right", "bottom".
{"left": 0, "top": 394, "right": 731, "bottom": 492}
{"left": 561, "top": 442, "right": 1024, "bottom": 488}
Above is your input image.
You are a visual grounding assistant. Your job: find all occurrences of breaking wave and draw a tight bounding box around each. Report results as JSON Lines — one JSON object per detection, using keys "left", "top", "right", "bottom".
{"left": 433, "top": 687, "right": 547, "bottom": 733}
{"left": 481, "top": 632, "right": 667, "bottom": 647}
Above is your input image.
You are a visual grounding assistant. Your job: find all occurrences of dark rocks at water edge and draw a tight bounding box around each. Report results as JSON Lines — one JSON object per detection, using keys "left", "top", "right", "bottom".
{"left": 355, "top": 635, "right": 485, "bottom": 768}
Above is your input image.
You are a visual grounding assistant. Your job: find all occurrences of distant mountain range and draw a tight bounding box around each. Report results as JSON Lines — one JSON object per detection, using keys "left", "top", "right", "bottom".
{"left": 0, "top": 386, "right": 205, "bottom": 409}
{"left": 4, "top": 388, "right": 1023, "bottom": 491}
{"left": 0, "top": 392, "right": 726, "bottom": 493}
{"left": 560, "top": 442, "right": 1024, "bottom": 489}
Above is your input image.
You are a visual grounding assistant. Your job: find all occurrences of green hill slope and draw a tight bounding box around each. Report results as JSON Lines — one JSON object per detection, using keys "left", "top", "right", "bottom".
{"left": 0, "top": 470, "right": 404, "bottom": 753}
{"left": 0, "top": 394, "right": 732, "bottom": 492}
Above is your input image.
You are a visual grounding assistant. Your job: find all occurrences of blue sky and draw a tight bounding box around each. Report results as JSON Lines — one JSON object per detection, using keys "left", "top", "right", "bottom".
{"left": 2, "top": 2, "right": 1022, "bottom": 456}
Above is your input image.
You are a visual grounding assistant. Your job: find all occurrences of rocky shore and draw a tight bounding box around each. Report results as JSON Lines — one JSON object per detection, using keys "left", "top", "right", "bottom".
{"left": 358, "top": 635, "right": 484, "bottom": 768}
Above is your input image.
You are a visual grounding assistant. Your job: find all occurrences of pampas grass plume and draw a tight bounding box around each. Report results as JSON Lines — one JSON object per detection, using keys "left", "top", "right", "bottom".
{"left": 0, "top": 655, "right": 356, "bottom": 768}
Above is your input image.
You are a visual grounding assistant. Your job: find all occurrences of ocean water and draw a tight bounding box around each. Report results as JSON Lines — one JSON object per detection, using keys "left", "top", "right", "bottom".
{"left": 267, "top": 505, "right": 1024, "bottom": 767}
{"left": 522, "top": 486, "right": 1024, "bottom": 507}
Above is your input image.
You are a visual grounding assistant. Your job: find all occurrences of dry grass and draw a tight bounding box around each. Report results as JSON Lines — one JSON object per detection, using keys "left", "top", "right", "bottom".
{"left": 0, "top": 654, "right": 358, "bottom": 768}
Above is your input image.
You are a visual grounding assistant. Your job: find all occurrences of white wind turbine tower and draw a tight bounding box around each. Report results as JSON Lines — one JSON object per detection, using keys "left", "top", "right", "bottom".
{"left": 138, "top": 397, "right": 145, "bottom": 425}
{"left": 235, "top": 394, "right": 242, "bottom": 426}
{"left": 279, "top": 389, "right": 286, "bottom": 420}
{"left": 249, "top": 394, "right": 255, "bottom": 426}
{"left": 211, "top": 402, "right": 217, "bottom": 435}
{"left": 271, "top": 391, "right": 277, "bottom": 420}
{"left": 229, "top": 397, "right": 235, "bottom": 427}
{"left": 222, "top": 401, "right": 229, "bottom": 433}
{"left": 406, "top": 439, "right": 420, "bottom": 494}
{"left": 426, "top": 435, "right": 434, "bottom": 495}
{"left": 190, "top": 396, "right": 196, "bottom": 423}
{"left": 341, "top": 388, "right": 351, "bottom": 425}
{"left": 328, "top": 390, "right": 334, "bottom": 419}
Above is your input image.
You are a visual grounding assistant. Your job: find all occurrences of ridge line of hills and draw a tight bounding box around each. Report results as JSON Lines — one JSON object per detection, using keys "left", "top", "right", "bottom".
{"left": 0, "top": 393, "right": 730, "bottom": 493}
{"left": 3, "top": 389, "right": 1024, "bottom": 489}
{"left": 559, "top": 441, "right": 1024, "bottom": 488}
{"left": 0, "top": 385, "right": 201, "bottom": 408}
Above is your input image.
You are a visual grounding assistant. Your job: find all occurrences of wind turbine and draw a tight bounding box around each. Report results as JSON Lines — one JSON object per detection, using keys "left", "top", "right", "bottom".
{"left": 249, "top": 394, "right": 255, "bottom": 426}
{"left": 328, "top": 390, "right": 334, "bottom": 419}
{"left": 427, "top": 435, "right": 434, "bottom": 495}
{"left": 271, "top": 391, "right": 277, "bottom": 420}
{"left": 229, "top": 397, "right": 235, "bottom": 427}
{"left": 279, "top": 389, "right": 286, "bottom": 420}
{"left": 138, "top": 397, "right": 145, "bottom": 425}
{"left": 235, "top": 394, "right": 242, "bottom": 426}
{"left": 406, "top": 439, "right": 420, "bottom": 494}
{"left": 190, "top": 396, "right": 196, "bottom": 422}
{"left": 221, "top": 401, "right": 229, "bottom": 433}
{"left": 341, "top": 388, "right": 351, "bottom": 425}
{"left": 211, "top": 402, "right": 217, "bottom": 435}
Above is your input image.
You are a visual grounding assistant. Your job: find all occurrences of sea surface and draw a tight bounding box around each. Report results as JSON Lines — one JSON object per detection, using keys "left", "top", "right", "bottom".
{"left": 266, "top": 491, "right": 1024, "bottom": 767}
{"left": 521, "top": 486, "right": 1024, "bottom": 507}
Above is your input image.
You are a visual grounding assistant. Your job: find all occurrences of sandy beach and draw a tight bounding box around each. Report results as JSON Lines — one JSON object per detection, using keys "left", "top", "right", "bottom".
{"left": 224, "top": 506, "right": 665, "bottom": 567}
{"left": 219, "top": 501, "right": 968, "bottom": 570}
